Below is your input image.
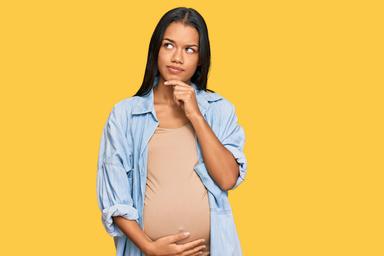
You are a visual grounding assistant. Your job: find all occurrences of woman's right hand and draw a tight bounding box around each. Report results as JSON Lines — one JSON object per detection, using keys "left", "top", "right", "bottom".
{"left": 145, "top": 232, "right": 207, "bottom": 256}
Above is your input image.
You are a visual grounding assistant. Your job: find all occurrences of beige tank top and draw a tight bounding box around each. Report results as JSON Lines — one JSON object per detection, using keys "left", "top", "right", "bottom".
{"left": 143, "top": 122, "right": 210, "bottom": 252}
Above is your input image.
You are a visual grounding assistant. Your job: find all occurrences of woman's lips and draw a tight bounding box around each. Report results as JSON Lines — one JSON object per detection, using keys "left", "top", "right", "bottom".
{"left": 167, "top": 66, "right": 184, "bottom": 74}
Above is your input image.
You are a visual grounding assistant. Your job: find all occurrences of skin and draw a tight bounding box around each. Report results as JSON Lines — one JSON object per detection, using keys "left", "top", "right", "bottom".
{"left": 113, "top": 21, "right": 239, "bottom": 256}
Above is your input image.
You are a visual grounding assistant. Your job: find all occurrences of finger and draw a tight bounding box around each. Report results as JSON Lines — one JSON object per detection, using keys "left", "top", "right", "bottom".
{"left": 188, "top": 251, "right": 207, "bottom": 256}
{"left": 180, "top": 244, "right": 207, "bottom": 255}
{"left": 174, "top": 88, "right": 194, "bottom": 96}
{"left": 173, "top": 84, "right": 193, "bottom": 91}
{"left": 178, "top": 238, "right": 206, "bottom": 252}
{"left": 173, "top": 92, "right": 190, "bottom": 105}
{"left": 168, "top": 232, "right": 191, "bottom": 243}
{"left": 182, "top": 253, "right": 203, "bottom": 256}
{"left": 174, "top": 92, "right": 189, "bottom": 99}
{"left": 173, "top": 95, "right": 182, "bottom": 106}
{"left": 165, "top": 80, "right": 191, "bottom": 88}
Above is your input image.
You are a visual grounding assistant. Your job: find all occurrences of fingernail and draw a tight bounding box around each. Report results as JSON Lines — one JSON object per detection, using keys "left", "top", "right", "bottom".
{"left": 184, "top": 232, "right": 190, "bottom": 236}
{"left": 164, "top": 81, "right": 168, "bottom": 84}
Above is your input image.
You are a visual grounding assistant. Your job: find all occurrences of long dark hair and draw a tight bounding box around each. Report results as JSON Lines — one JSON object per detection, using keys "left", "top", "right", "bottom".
{"left": 133, "top": 7, "right": 215, "bottom": 97}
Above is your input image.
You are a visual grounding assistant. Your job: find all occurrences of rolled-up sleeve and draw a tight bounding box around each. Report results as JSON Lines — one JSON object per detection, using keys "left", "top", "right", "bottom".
{"left": 96, "top": 105, "right": 138, "bottom": 237}
{"left": 220, "top": 101, "right": 248, "bottom": 190}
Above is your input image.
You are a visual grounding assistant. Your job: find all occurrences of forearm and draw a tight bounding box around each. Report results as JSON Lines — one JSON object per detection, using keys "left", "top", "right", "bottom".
{"left": 112, "top": 216, "right": 153, "bottom": 254}
{"left": 188, "top": 113, "right": 239, "bottom": 190}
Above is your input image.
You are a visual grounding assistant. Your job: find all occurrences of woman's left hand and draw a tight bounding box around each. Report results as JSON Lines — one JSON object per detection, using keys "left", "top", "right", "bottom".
{"left": 164, "top": 80, "right": 202, "bottom": 119}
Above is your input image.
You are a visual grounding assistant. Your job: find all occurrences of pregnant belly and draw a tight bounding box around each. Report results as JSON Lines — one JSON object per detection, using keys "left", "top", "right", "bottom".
{"left": 143, "top": 187, "right": 210, "bottom": 248}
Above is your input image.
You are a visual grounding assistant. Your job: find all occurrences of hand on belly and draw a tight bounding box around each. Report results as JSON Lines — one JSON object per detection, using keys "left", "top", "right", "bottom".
{"left": 143, "top": 231, "right": 209, "bottom": 256}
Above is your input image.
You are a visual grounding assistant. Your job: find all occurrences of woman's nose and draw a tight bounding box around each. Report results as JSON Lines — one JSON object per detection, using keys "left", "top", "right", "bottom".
{"left": 171, "top": 49, "right": 183, "bottom": 63}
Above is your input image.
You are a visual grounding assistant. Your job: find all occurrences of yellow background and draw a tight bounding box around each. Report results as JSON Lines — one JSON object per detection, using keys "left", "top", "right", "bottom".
{"left": 1, "top": 0, "right": 383, "bottom": 255}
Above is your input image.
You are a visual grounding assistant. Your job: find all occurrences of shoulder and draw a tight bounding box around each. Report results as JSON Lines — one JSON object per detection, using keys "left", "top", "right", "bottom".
{"left": 110, "top": 96, "right": 140, "bottom": 116}
{"left": 202, "top": 90, "right": 235, "bottom": 114}
{"left": 105, "top": 96, "right": 141, "bottom": 128}
{"left": 114, "top": 95, "right": 140, "bottom": 109}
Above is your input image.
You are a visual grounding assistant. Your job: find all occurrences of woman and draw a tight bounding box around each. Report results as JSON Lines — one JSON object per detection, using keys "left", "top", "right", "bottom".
{"left": 97, "top": 7, "right": 247, "bottom": 256}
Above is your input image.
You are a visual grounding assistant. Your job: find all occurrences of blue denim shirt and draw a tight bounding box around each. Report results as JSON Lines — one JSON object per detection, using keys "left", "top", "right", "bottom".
{"left": 96, "top": 77, "right": 247, "bottom": 255}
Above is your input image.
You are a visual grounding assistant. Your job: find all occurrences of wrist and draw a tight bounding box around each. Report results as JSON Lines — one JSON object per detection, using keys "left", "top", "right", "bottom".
{"left": 187, "top": 112, "right": 204, "bottom": 122}
{"left": 142, "top": 239, "right": 154, "bottom": 255}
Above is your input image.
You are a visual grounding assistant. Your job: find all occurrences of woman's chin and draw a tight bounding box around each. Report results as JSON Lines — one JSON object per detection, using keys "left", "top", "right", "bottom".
{"left": 167, "top": 73, "right": 183, "bottom": 78}
{"left": 163, "top": 75, "right": 185, "bottom": 82}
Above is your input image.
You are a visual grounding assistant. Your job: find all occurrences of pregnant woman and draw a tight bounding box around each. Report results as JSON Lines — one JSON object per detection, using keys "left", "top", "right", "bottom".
{"left": 97, "top": 7, "right": 247, "bottom": 256}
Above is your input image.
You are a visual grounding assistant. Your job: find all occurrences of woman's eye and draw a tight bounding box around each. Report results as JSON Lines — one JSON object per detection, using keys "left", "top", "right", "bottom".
{"left": 163, "top": 43, "right": 195, "bottom": 53}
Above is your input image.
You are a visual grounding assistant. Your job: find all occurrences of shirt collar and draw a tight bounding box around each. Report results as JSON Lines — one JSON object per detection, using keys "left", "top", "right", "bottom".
{"left": 132, "top": 76, "right": 222, "bottom": 121}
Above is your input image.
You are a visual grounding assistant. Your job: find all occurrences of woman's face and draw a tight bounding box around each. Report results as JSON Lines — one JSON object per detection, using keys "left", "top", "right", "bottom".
{"left": 157, "top": 22, "right": 200, "bottom": 84}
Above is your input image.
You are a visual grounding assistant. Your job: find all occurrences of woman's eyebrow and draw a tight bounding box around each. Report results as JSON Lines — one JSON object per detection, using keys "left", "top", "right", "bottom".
{"left": 163, "top": 38, "right": 199, "bottom": 47}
